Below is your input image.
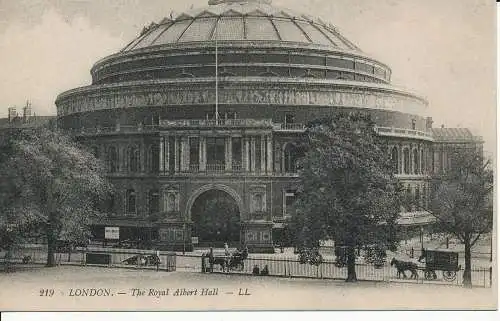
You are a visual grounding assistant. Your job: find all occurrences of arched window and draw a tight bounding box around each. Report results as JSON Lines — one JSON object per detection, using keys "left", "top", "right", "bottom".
{"left": 421, "top": 149, "right": 425, "bottom": 174}
{"left": 126, "top": 189, "right": 136, "bottom": 214}
{"left": 391, "top": 146, "right": 399, "bottom": 174}
{"left": 415, "top": 187, "right": 420, "bottom": 209}
{"left": 423, "top": 186, "right": 427, "bottom": 208}
{"left": 283, "top": 143, "right": 303, "bottom": 173}
{"left": 149, "top": 144, "right": 160, "bottom": 173}
{"left": 128, "top": 146, "right": 140, "bottom": 173}
{"left": 403, "top": 148, "right": 410, "bottom": 174}
{"left": 413, "top": 149, "right": 419, "bottom": 174}
{"left": 108, "top": 146, "right": 118, "bottom": 173}
{"left": 252, "top": 193, "right": 265, "bottom": 212}
{"left": 166, "top": 193, "right": 177, "bottom": 212}
{"left": 149, "top": 189, "right": 159, "bottom": 214}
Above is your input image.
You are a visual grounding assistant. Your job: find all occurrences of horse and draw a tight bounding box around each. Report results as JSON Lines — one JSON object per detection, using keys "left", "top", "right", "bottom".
{"left": 390, "top": 258, "right": 419, "bottom": 279}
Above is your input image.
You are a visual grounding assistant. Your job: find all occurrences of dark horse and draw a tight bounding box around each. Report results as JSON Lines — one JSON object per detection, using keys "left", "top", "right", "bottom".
{"left": 208, "top": 247, "right": 249, "bottom": 272}
{"left": 390, "top": 258, "right": 419, "bottom": 279}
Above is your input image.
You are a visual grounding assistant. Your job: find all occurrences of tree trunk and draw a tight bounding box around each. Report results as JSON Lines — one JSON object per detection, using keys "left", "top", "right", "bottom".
{"left": 463, "top": 235, "right": 472, "bottom": 288}
{"left": 46, "top": 231, "right": 56, "bottom": 267}
{"left": 345, "top": 245, "right": 357, "bottom": 282}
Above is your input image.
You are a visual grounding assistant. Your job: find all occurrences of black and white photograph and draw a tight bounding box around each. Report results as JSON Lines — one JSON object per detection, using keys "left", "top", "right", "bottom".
{"left": 0, "top": 0, "right": 496, "bottom": 311}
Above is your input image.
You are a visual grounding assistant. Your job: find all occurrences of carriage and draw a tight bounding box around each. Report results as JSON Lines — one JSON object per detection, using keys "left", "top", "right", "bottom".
{"left": 206, "top": 247, "right": 248, "bottom": 272}
{"left": 418, "top": 249, "right": 461, "bottom": 281}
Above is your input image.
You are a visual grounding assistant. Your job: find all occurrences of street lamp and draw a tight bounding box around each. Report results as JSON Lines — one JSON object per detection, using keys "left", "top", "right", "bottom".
{"left": 420, "top": 226, "right": 424, "bottom": 251}
{"left": 183, "top": 222, "right": 186, "bottom": 255}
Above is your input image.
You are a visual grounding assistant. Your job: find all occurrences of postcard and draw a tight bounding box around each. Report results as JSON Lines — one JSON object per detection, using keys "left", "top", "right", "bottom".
{"left": 0, "top": 0, "right": 496, "bottom": 311}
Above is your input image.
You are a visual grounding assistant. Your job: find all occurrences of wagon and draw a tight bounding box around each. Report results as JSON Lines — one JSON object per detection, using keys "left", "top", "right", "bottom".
{"left": 419, "top": 249, "right": 461, "bottom": 281}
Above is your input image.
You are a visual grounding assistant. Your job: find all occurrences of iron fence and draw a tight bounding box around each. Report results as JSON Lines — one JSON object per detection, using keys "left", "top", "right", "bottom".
{"left": 201, "top": 256, "right": 492, "bottom": 288}
{"left": 0, "top": 247, "right": 176, "bottom": 272}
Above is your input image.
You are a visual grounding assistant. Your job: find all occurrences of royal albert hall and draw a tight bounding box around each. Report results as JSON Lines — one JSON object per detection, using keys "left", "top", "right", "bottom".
{"left": 55, "top": 0, "right": 435, "bottom": 252}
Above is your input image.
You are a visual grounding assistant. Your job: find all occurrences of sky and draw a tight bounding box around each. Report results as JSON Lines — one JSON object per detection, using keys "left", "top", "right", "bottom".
{"left": 0, "top": 0, "right": 496, "bottom": 155}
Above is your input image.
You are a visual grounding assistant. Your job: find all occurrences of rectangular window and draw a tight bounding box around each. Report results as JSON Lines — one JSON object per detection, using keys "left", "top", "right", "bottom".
{"left": 254, "top": 136, "right": 261, "bottom": 171}
{"left": 232, "top": 137, "right": 242, "bottom": 170}
{"left": 168, "top": 137, "right": 176, "bottom": 173}
{"left": 189, "top": 137, "right": 199, "bottom": 168}
{"left": 327, "top": 57, "right": 354, "bottom": 69}
{"left": 149, "top": 190, "right": 159, "bottom": 214}
{"left": 206, "top": 137, "right": 226, "bottom": 167}
{"left": 283, "top": 190, "right": 297, "bottom": 217}
{"left": 285, "top": 114, "right": 295, "bottom": 124}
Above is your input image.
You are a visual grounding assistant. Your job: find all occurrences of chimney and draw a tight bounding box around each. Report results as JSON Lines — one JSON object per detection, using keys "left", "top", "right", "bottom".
{"left": 23, "top": 100, "right": 32, "bottom": 122}
{"left": 8, "top": 107, "right": 17, "bottom": 122}
{"left": 425, "top": 117, "right": 434, "bottom": 129}
{"left": 441, "top": 124, "right": 445, "bottom": 129}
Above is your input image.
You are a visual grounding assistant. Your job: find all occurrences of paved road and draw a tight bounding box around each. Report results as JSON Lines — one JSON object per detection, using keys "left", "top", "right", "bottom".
{"left": 0, "top": 266, "right": 496, "bottom": 311}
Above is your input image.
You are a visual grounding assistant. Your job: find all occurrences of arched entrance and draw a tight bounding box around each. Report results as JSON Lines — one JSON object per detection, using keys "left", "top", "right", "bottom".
{"left": 190, "top": 189, "right": 241, "bottom": 247}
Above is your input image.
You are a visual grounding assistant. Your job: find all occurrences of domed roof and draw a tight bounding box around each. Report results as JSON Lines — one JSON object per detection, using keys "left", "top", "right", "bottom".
{"left": 122, "top": 0, "right": 361, "bottom": 53}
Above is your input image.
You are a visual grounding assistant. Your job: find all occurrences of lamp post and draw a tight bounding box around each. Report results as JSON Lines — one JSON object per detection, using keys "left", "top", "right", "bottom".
{"left": 420, "top": 226, "right": 424, "bottom": 251}
{"left": 183, "top": 222, "right": 186, "bottom": 255}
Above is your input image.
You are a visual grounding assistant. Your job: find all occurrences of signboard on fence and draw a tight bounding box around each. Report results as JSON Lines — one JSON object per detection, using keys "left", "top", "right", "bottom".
{"left": 192, "top": 237, "right": 199, "bottom": 245}
{"left": 105, "top": 227, "right": 120, "bottom": 240}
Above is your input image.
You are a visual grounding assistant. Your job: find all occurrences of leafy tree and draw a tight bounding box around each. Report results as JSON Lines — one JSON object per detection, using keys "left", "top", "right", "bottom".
{"left": 292, "top": 113, "right": 402, "bottom": 282}
{"left": 426, "top": 148, "right": 493, "bottom": 287}
{"left": 0, "top": 128, "right": 111, "bottom": 267}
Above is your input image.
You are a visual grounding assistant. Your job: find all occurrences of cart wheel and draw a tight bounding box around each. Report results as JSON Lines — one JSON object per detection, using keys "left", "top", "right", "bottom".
{"left": 443, "top": 271, "right": 456, "bottom": 282}
{"left": 424, "top": 270, "right": 434, "bottom": 280}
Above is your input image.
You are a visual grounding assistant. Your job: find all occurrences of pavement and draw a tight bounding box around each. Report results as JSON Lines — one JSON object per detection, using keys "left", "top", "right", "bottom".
{"left": 0, "top": 265, "right": 496, "bottom": 311}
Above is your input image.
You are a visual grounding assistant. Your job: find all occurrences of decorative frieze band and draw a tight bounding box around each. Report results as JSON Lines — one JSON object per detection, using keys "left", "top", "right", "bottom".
{"left": 57, "top": 85, "right": 426, "bottom": 117}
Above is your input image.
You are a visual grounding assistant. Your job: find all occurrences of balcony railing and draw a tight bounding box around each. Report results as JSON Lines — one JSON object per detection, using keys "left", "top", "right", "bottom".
{"left": 74, "top": 125, "right": 160, "bottom": 136}
{"left": 160, "top": 118, "right": 273, "bottom": 128}
{"left": 206, "top": 163, "right": 226, "bottom": 173}
{"left": 375, "top": 126, "right": 434, "bottom": 141}
{"left": 272, "top": 123, "right": 306, "bottom": 132}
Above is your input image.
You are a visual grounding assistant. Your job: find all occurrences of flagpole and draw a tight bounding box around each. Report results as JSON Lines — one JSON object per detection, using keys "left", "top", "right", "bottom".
{"left": 215, "top": 21, "right": 219, "bottom": 122}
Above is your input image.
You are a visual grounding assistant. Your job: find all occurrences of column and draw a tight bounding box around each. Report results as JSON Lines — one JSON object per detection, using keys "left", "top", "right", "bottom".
{"left": 174, "top": 137, "right": 180, "bottom": 173}
{"left": 250, "top": 137, "right": 256, "bottom": 172}
{"left": 140, "top": 143, "right": 145, "bottom": 172}
{"left": 159, "top": 138, "right": 165, "bottom": 173}
{"left": 181, "top": 137, "right": 189, "bottom": 172}
{"left": 243, "top": 137, "right": 250, "bottom": 172}
{"left": 225, "top": 137, "right": 232, "bottom": 171}
{"left": 266, "top": 136, "right": 273, "bottom": 173}
{"left": 410, "top": 144, "right": 414, "bottom": 175}
{"left": 165, "top": 136, "right": 170, "bottom": 173}
{"left": 260, "top": 135, "right": 266, "bottom": 173}
{"left": 199, "top": 136, "right": 206, "bottom": 171}
{"left": 419, "top": 146, "right": 423, "bottom": 175}
{"left": 399, "top": 144, "right": 404, "bottom": 174}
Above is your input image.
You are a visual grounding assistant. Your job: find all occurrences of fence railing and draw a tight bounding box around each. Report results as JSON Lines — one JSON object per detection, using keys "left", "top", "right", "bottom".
{"left": 200, "top": 256, "right": 492, "bottom": 288}
{"left": 0, "top": 248, "right": 176, "bottom": 272}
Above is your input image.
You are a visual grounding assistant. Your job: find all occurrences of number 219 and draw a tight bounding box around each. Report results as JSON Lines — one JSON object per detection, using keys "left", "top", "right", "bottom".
{"left": 40, "top": 289, "right": 54, "bottom": 297}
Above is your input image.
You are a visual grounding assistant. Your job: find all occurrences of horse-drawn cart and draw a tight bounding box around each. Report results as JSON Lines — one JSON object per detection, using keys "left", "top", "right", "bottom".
{"left": 419, "top": 249, "right": 461, "bottom": 281}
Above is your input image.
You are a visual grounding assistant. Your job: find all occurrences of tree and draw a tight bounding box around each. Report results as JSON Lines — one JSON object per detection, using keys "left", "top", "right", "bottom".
{"left": 427, "top": 148, "right": 493, "bottom": 287}
{"left": 292, "top": 113, "right": 402, "bottom": 282}
{"left": 0, "top": 128, "right": 111, "bottom": 267}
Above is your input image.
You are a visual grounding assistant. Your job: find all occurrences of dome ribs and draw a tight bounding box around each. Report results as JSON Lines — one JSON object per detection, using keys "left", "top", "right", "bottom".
{"left": 309, "top": 23, "right": 339, "bottom": 47}
{"left": 268, "top": 18, "right": 282, "bottom": 41}
{"left": 289, "top": 18, "right": 313, "bottom": 44}
{"left": 175, "top": 18, "right": 196, "bottom": 43}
